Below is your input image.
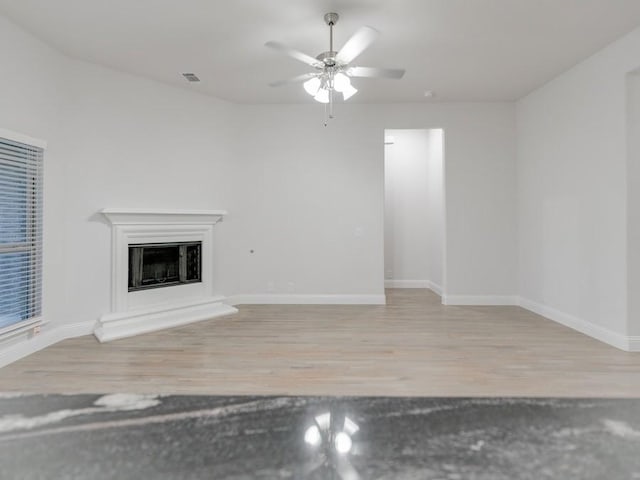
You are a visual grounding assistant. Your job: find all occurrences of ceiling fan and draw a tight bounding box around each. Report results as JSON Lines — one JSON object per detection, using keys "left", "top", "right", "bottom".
{"left": 265, "top": 12, "right": 406, "bottom": 124}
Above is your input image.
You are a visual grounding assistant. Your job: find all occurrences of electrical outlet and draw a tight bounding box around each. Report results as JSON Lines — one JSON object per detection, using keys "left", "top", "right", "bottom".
{"left": 385, "top": 270, "right": 393, "bottom": 279}
{"left": 32, "top": 325, "right": 41, "bottom": 335}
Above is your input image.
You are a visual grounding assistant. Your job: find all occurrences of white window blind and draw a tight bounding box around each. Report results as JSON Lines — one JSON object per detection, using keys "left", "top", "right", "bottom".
{"left": 0, "top": 135, "right": 43, "bottom": 332}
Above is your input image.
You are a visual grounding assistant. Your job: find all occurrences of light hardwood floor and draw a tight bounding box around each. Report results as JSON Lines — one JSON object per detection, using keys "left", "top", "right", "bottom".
{"left": 0, "top": 289, "right": 639, "bottom": 397}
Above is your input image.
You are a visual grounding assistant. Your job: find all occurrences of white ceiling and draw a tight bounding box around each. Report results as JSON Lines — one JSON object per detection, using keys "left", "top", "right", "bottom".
{"left": 2, "top": 0, "right": 640, "bottom": 103}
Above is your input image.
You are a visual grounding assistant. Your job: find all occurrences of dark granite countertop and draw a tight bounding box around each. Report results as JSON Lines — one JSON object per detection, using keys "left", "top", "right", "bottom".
{"left": 1, "top": 394, "right": 639, "bottom": 479}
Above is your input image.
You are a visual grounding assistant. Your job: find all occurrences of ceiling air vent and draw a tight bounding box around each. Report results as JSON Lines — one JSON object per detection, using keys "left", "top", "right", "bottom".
{"left": 182, "top": 73, "right": 200, "bottom": 83}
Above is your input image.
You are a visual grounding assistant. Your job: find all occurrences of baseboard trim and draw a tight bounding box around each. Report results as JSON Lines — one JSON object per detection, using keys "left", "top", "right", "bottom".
{"left": 427, "top": 281, "right": 443, "bottom": 296}
{"left": 518, "top": 297, "right": 637, "bottom": 352}
{"left": 442, "top": 295, "right": 519, "bottom": 306}
{"left": 0, "top": 321, "right": 94, "bottom": 368}
{"left": 628, "top": 336, "right": 640, "bottom": 351}
{"left": 226, "top": 294, "right": 386, "bottom": 306}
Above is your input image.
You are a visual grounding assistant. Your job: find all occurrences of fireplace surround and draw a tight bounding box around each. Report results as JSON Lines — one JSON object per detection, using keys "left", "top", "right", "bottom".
{"left": 95, "top": 209, "right": 237, "bottom": 342}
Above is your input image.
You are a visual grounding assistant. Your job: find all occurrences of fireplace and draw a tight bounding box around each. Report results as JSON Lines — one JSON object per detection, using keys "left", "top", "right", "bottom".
{"left": 128, "top": 242, "right": 201, "bottom": 292}
{"left": 96, "top": 209, "right": 237, "bottom": 343}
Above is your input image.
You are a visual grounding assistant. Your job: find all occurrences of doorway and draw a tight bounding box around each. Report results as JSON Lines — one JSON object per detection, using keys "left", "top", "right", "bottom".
{"left": 384, "top": 128, "right": 445, "bottom": 296}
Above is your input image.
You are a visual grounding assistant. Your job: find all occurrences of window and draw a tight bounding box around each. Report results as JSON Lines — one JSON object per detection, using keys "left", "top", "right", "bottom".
{"left": 0, "top": 132, "right": 43, "bottom": 332}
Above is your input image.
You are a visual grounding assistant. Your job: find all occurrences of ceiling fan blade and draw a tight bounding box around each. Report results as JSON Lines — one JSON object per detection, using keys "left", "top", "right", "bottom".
{"left": 269, "top": 73, "right": 317, "bottom": 87}
{"left": 336, "top": 26, "right": 380, "bottom": 64}
{"left": 265, "top": 41, "right": 322, "bottom": 68}
{"left": 348, "top": 66, "right": 406, "bottom": 79}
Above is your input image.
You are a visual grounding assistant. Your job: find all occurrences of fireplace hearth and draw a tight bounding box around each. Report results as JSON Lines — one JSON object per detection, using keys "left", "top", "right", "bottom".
{"left": 128, "top": 242, "right": 201, "bottom": 292}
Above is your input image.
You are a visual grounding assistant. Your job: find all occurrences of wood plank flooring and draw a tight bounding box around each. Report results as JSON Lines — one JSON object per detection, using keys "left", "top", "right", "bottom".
{"left": 0, "top": 289, "right": 639, "bottom": 397}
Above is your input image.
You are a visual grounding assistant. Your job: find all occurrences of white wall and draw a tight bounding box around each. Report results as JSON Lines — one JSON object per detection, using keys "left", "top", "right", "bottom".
{"left": 517, "top": 26, "right": 640, "bottom": 344}
{"left": 57, "top": 62, "right": 238, "bottom": 327}
{"left": 0, "top": 15, "right": 72, "bottom": 345}
{"left": 233, "top": 103, "right": 517, "bottom": 301}
{"left": 384, "top": 129, "right": 431, "bottom": 286}
{"left": 221, "top": 105, "right": 386, "bottom": 297}
{"left": 627, "top": 72, "right": 640, "bottom": 337}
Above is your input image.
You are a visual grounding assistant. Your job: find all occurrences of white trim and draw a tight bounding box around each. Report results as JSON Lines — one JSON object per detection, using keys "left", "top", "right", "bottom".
{"left": 440, "top": 129, "right": 448, "bottom": 300}
{"left": 95, "top": 298, "right": 237, "bottom": 343}
{"left": 0, "top": 321, "right": 93, "bottom": 368}
{"left": 100, "top": 208, "right": 227, "bottom": 226}
{"left": 0, "top": 128, "right": 47, "bottom": 149}
{"left": 427, "top": 281, "right": 443, "bottom": 296}
{"left": 629, "top": 336, "right": 640, "bottom": 351}
{"left": 0, "top": 316, "right": 45, "bottom": 340}
{"left": 518, "top": 297, "right": 638, "bottom": 352}
{"left": 442, "top": 295, "right": 519, "bottom": 306}
{"left": 226, "top": 294, "right": 386, "bottom": 306}
{"left": 385, "top": 280, "right": 429, "bottom": 289}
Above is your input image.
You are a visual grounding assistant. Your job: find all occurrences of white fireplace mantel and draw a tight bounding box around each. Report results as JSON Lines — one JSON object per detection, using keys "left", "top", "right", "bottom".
{"left": 95, "top": 208, "right": 236, "bottom": 342}
{"left": 100, "top": 208, "right": 228, "bottom": 225}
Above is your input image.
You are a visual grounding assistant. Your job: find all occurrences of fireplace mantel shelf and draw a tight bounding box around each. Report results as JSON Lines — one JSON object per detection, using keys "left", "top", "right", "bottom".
{"left": 100, "top": 209, "right": 228, "bottom": 226}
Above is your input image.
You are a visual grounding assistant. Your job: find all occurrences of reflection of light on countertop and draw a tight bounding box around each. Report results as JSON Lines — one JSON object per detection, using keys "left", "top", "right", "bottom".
{"left": 343, "top": 417, "right": 359, "bottom": 436}
{"left": 315, "top": 412, "right": 331, "bottom": 429}
{"left": 334, "top": 431, "right": 353, "bottom": 454}
{"left": 304, "top": 425, "right": 322, "bottom": 446}
{"left": 301, "top": 411, "right": 362, "bottom": 479}
{"left": 303, "top": 411, "right": 359, "bottom": 456}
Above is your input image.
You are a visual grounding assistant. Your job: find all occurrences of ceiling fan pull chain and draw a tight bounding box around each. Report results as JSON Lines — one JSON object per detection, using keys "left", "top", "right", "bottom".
{"left": 329, "top": 82, "right": 334, "bottom": 119}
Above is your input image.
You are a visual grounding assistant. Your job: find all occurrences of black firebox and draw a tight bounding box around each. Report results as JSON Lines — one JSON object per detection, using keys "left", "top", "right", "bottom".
{"left": 128, "top": 242, "right": 201, "bottom": 292}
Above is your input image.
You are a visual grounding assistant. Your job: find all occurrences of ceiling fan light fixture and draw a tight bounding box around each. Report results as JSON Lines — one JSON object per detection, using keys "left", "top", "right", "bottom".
{"left": 266, "top": 12, "right": 406, "bottom": 124}
{"left": 303, "top": 77, "right": 321, "bottom": 96}
{"left": 333, "top": 72, "right": 351, "bottom": 93}
{"left": 314, "top": 88, "right": 330, "bottom": 103}
{"left": 342, "top": 84, "right": 358, "bottom": 100}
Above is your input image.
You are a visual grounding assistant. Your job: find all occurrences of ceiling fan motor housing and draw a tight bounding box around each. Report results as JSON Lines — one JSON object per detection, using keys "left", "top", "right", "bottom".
{"left": 317, "top": 51, "right": 339, "bottom": 67}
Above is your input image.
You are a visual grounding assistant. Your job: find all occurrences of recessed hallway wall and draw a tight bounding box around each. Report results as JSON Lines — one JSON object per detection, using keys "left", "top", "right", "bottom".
{"left": 627, "top": 71, "right": 640, "bottom": 337}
